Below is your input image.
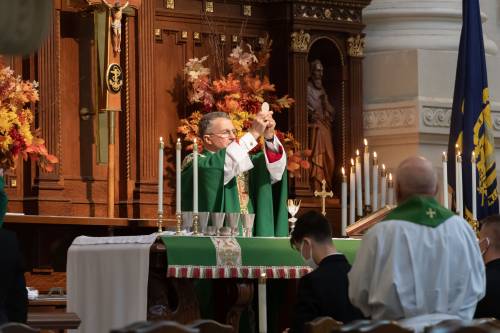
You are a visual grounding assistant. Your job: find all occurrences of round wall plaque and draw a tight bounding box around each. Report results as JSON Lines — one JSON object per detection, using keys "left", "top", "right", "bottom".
{"left": 106, "top": 63, "right": 123, "bottom": 93}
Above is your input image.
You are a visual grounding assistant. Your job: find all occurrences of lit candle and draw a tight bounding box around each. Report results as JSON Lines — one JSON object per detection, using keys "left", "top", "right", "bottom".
{"left": 355, "top": 150, "right": 363, "bottom": 217}
{"left": 442, "top": 152, "right": 448, "bottom": 209}
{"left": 258, "top": 273, "right": 267, "bottom": 333}
{"left": 341, "top": 167, "right": 347, "bottom": 236}
{"left": 388, "top": 173, "right": 394, "bottom": 206}
{"left": 380, "top": 164, "right": 387, "bottom": 207}
{"left": 158, "top": 137, "right": 164, "bottom": 215}
{"left": 372, "top": 152, "right": 379, "bottom": 211}
{"left": 175, "top": 138, "right": 182, "bottom": 214}
{"left": 193, "top": 138, "right": 199, "bottom": 214}
{"left": 472, "top": 151, "right": 477, "bottom": 221}
{"left": 363, "top": 139, "right": 371, "bottom": 208}
{"left": 350, "top": 159, "right": 356, "bottom": 225}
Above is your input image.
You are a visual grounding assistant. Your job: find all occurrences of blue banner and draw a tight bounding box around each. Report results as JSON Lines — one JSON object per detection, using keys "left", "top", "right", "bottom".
{"left": 447, "top": 0, "right": 498, "bottom": 221}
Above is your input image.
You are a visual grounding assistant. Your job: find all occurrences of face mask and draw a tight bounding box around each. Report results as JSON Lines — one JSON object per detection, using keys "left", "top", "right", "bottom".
{"left": 300, "top": 240, "right": 318, "bottom": 269}
{"left": 479, "top": 238, "right": 490, "bottom": 256}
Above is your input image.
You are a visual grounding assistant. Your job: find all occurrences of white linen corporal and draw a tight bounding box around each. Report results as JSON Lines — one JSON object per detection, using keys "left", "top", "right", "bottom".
{"left": 67, "top": 233, "right": 157, "bottom": 333}
{"left": 348, "top": 216, "right": 485, "bottom": 324}
{"left": 222, "top": 132, "right": 286, "bottom": 185}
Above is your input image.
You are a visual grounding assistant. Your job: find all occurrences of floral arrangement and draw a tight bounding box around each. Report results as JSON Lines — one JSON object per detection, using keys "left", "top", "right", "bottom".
{"left": 0, "top": 59, "right": 58, "bottom": 171}
{"left": 177, "top": 38, "right": 310, "bottom": 176}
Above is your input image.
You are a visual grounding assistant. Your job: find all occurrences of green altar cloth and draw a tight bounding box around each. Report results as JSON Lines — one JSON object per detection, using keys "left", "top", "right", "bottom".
{"left": 160, "top": 236, "right": 360, "bottom": 279}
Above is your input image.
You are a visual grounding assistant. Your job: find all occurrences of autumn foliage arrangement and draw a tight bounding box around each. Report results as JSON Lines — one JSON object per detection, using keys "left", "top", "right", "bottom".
{"left": 0, "top": 59, "right": 58, "bottom": 171}
{"left": 177, "top": 38, "right": 311, "bottom": 176}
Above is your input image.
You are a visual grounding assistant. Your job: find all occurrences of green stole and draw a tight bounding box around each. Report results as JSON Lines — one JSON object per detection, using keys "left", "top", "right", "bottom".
{"left": 383, "top": 195, "right": 454, "bottom": 228}
{"left": 181, "top": 149, "right": 288, "bottom": 236}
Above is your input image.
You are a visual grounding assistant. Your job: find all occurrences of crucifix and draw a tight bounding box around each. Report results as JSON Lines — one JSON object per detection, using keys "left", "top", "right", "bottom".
{"left": 314, "top": 179, "right": 333, "bottom": 216}
{"left": 78, "top": 0, "right": 140, "bottom": 217}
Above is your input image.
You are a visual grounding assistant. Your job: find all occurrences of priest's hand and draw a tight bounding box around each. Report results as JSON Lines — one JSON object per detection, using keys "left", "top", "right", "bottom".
{"left": 249, "top": 110, "right": 272, "bottom": 139}
{"left": 264, "top": 117, "right": 276, "bottom": 140}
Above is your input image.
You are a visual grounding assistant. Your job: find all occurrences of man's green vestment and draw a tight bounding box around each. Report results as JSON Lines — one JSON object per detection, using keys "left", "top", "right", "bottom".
{"left": 181, "top": 149, "right": 288, "bottom": 237}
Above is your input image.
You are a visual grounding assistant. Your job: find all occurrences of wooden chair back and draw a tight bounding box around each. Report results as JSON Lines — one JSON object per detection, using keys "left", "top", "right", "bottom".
{"left": 188, "top": 319, "right": 234, "bottom": 333}
{"left": 339, "top": 320, "right": 412, "bottom": 333}
{"left": 110, "top": 321, "right": 199, "bottom": 333}
{"left": 425, "top": 318, "right": 500, "bottom": 333}
{"left": 304, "top": 316, "right": 342, "bottom": 333}
{"left": 0, "top": 323, "right": 39, "bottom": 333}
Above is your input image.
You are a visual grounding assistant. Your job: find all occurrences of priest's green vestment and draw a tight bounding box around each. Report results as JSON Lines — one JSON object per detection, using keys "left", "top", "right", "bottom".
{"left": 181, "top": 147, "right": 288, "bottom": 237}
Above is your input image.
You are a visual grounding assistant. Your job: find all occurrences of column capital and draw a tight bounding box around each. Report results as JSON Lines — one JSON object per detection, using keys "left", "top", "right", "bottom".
{"left": 363, "top": 0, "right": 498, "bottom": 55}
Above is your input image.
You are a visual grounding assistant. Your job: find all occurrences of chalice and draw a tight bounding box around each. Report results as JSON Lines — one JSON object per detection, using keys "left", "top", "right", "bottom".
{"left": 287, "top": 199, "right": 301, "bottom": 234}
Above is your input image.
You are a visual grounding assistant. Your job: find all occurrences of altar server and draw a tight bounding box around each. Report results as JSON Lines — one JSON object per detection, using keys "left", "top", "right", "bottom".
{"left": 348, "top": 156, "right": 485, "bottom": 332}
{"left": 287, "top": 211, "right": 363, "bottom": 333}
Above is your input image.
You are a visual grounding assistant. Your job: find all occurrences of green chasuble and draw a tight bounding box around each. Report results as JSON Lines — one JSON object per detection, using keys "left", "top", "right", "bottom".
{"left": 181, "top": 149, "right": 288, "bottom": 237}
{"left": 383, "top": 195, "right": 454, "bottom": 228}
{"left": 0, "top": 178, "right": 7, "bottom": 228}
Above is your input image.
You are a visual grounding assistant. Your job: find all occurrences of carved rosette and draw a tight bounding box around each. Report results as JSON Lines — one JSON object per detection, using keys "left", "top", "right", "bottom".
{"left": 290, "top": 30, "right": 310, "bottom": 53}
{"left": 347, "top": 35, "right": 365, "bottom": 58}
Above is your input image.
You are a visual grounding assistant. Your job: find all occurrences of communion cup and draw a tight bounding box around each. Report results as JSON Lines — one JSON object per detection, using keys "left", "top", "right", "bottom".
{"left": 225, "top": 212, "right": 241, "bottom": 236}
{"left": 198, "top": 212, "right": 210, "bottom": 234}
{"left": 210, "top": 212, "right": 225, "bottom": 235}
{"left": 241, "top": 213, "right": 255, "bottom": 237}
{"left": 181, "top": 211, "right": 193, "bottom": 231}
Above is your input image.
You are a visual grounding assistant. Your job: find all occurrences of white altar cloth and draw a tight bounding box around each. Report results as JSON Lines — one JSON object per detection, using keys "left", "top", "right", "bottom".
{"left": 67, "top": 233, "right": 157, "bottom": 333}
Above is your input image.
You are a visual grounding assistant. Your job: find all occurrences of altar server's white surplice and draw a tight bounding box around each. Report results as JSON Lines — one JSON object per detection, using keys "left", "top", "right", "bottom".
{"left": 348, "top": 196, "right": 485, "bottom": 325}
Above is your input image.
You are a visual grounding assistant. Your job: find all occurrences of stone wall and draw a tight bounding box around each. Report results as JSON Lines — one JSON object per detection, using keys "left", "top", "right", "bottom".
{"left": 362, "top": 0, "right": 500, "bottom": 202}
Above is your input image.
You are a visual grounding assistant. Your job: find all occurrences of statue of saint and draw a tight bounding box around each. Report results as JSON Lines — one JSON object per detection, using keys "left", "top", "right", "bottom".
{"left": 307, "top": 59, "right": 335, "bottom": 191}
{"left": 102, "top": 0, "right": 129, "bottom": 54}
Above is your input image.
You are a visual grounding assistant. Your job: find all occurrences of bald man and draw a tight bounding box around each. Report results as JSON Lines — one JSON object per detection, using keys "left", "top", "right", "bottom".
{"left": 348, "top": 156, "right": 485, "bottom": 331}
{"left": 474, "top": 215, "right": 500, "bottom": 318}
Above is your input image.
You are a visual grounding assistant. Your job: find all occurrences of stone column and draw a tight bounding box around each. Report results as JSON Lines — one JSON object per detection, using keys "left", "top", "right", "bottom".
{"left": 362, "top": 0, "right": 499, "bottom": 202}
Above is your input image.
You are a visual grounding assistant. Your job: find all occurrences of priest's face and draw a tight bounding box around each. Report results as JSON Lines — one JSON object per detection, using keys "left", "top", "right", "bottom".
{"left": 203, "top": 117, "right": 237, "bottom": 151}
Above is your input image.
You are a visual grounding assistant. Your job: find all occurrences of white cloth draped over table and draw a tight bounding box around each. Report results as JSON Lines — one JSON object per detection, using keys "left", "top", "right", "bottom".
{"left": 67, "top": 234, "right": 158, "bottom": 333}
{"left": 348, "top": 216, "right": 485, "bottom": 331}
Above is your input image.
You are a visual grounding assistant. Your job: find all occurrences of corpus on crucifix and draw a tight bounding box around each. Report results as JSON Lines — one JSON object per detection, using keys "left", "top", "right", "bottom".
{"left": 314, "top": 179, "right": 333, "bottom": 216}
{"left": 102, "top": 0, "right": 129, "bottom": 54}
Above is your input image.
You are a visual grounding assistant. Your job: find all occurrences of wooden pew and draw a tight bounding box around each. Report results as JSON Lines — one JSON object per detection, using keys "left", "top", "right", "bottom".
{"left": 0, "top": 323, "right": 39, "bottom": 333}
{"left": 305, "top": 316, "right": 342, "bottom": 333}
{"left": 27, "top": 312, "right": 80, "bottom": 333}
{"left": 188, "top": 319, "right": 234, "bottom": 333}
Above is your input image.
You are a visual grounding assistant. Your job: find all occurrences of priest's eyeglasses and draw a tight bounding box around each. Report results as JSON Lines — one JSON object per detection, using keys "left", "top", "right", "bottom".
{"left": 208, "top": 129, "right": 238, "bottom": 137}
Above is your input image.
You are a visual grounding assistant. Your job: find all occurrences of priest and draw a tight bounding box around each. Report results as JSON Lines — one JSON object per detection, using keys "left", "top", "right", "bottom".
{"left": 348, "top": 156, "right": 485, "bottom": 331}
{"left": 181, "top": 104, "right": 288, "bottom": 236}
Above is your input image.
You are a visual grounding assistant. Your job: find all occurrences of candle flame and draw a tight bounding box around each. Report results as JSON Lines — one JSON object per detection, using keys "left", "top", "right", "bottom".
{"left": 177, "top": 138, "right": 180, "bottom": 143}
{"left": 193, "top": 138, "right": 197, "bottom": 144}
{"left": 472, "top": 151, "right": 476, "bottom": 162}
{"left": 364, "top": 138, "right": 368, "bottom": 146}
{"left": 373, "top": 151, "right": 377, "bottom": 158}
{"left": 389, "top": 173, "right": 392, "bottom": 181}
{"left": 160, "top": 136, "right": 163, "bottom": 142}
{"left": 351, "top": 158, "right": 355, "bottom": 166}
{"left": 341, "top": 167, "right": 345, "bottom": 175}
{"left": 356, "top": 149, "right": 360, "bottom": 156}
{"left": 382, "top": 164, "right": 386, "bottom": 170}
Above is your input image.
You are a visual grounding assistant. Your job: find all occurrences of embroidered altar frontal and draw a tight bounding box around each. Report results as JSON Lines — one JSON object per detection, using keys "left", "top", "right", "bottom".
{"left": 161, "top": 236, "right": 361, "bottom": 279}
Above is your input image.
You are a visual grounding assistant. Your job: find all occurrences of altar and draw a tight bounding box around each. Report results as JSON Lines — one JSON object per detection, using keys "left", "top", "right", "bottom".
{"left": 67, "top": 234, "right": 361, "bottom": 333}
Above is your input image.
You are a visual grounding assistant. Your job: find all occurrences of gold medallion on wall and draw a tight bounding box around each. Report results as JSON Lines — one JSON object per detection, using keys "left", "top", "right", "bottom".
{"left": 106, "top": 63, "right": 123, "bottom": 93}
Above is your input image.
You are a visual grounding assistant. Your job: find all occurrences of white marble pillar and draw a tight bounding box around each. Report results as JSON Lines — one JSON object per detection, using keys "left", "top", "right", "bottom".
{"left": 362, "top": 0, "right": 500, "bottom": 199}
